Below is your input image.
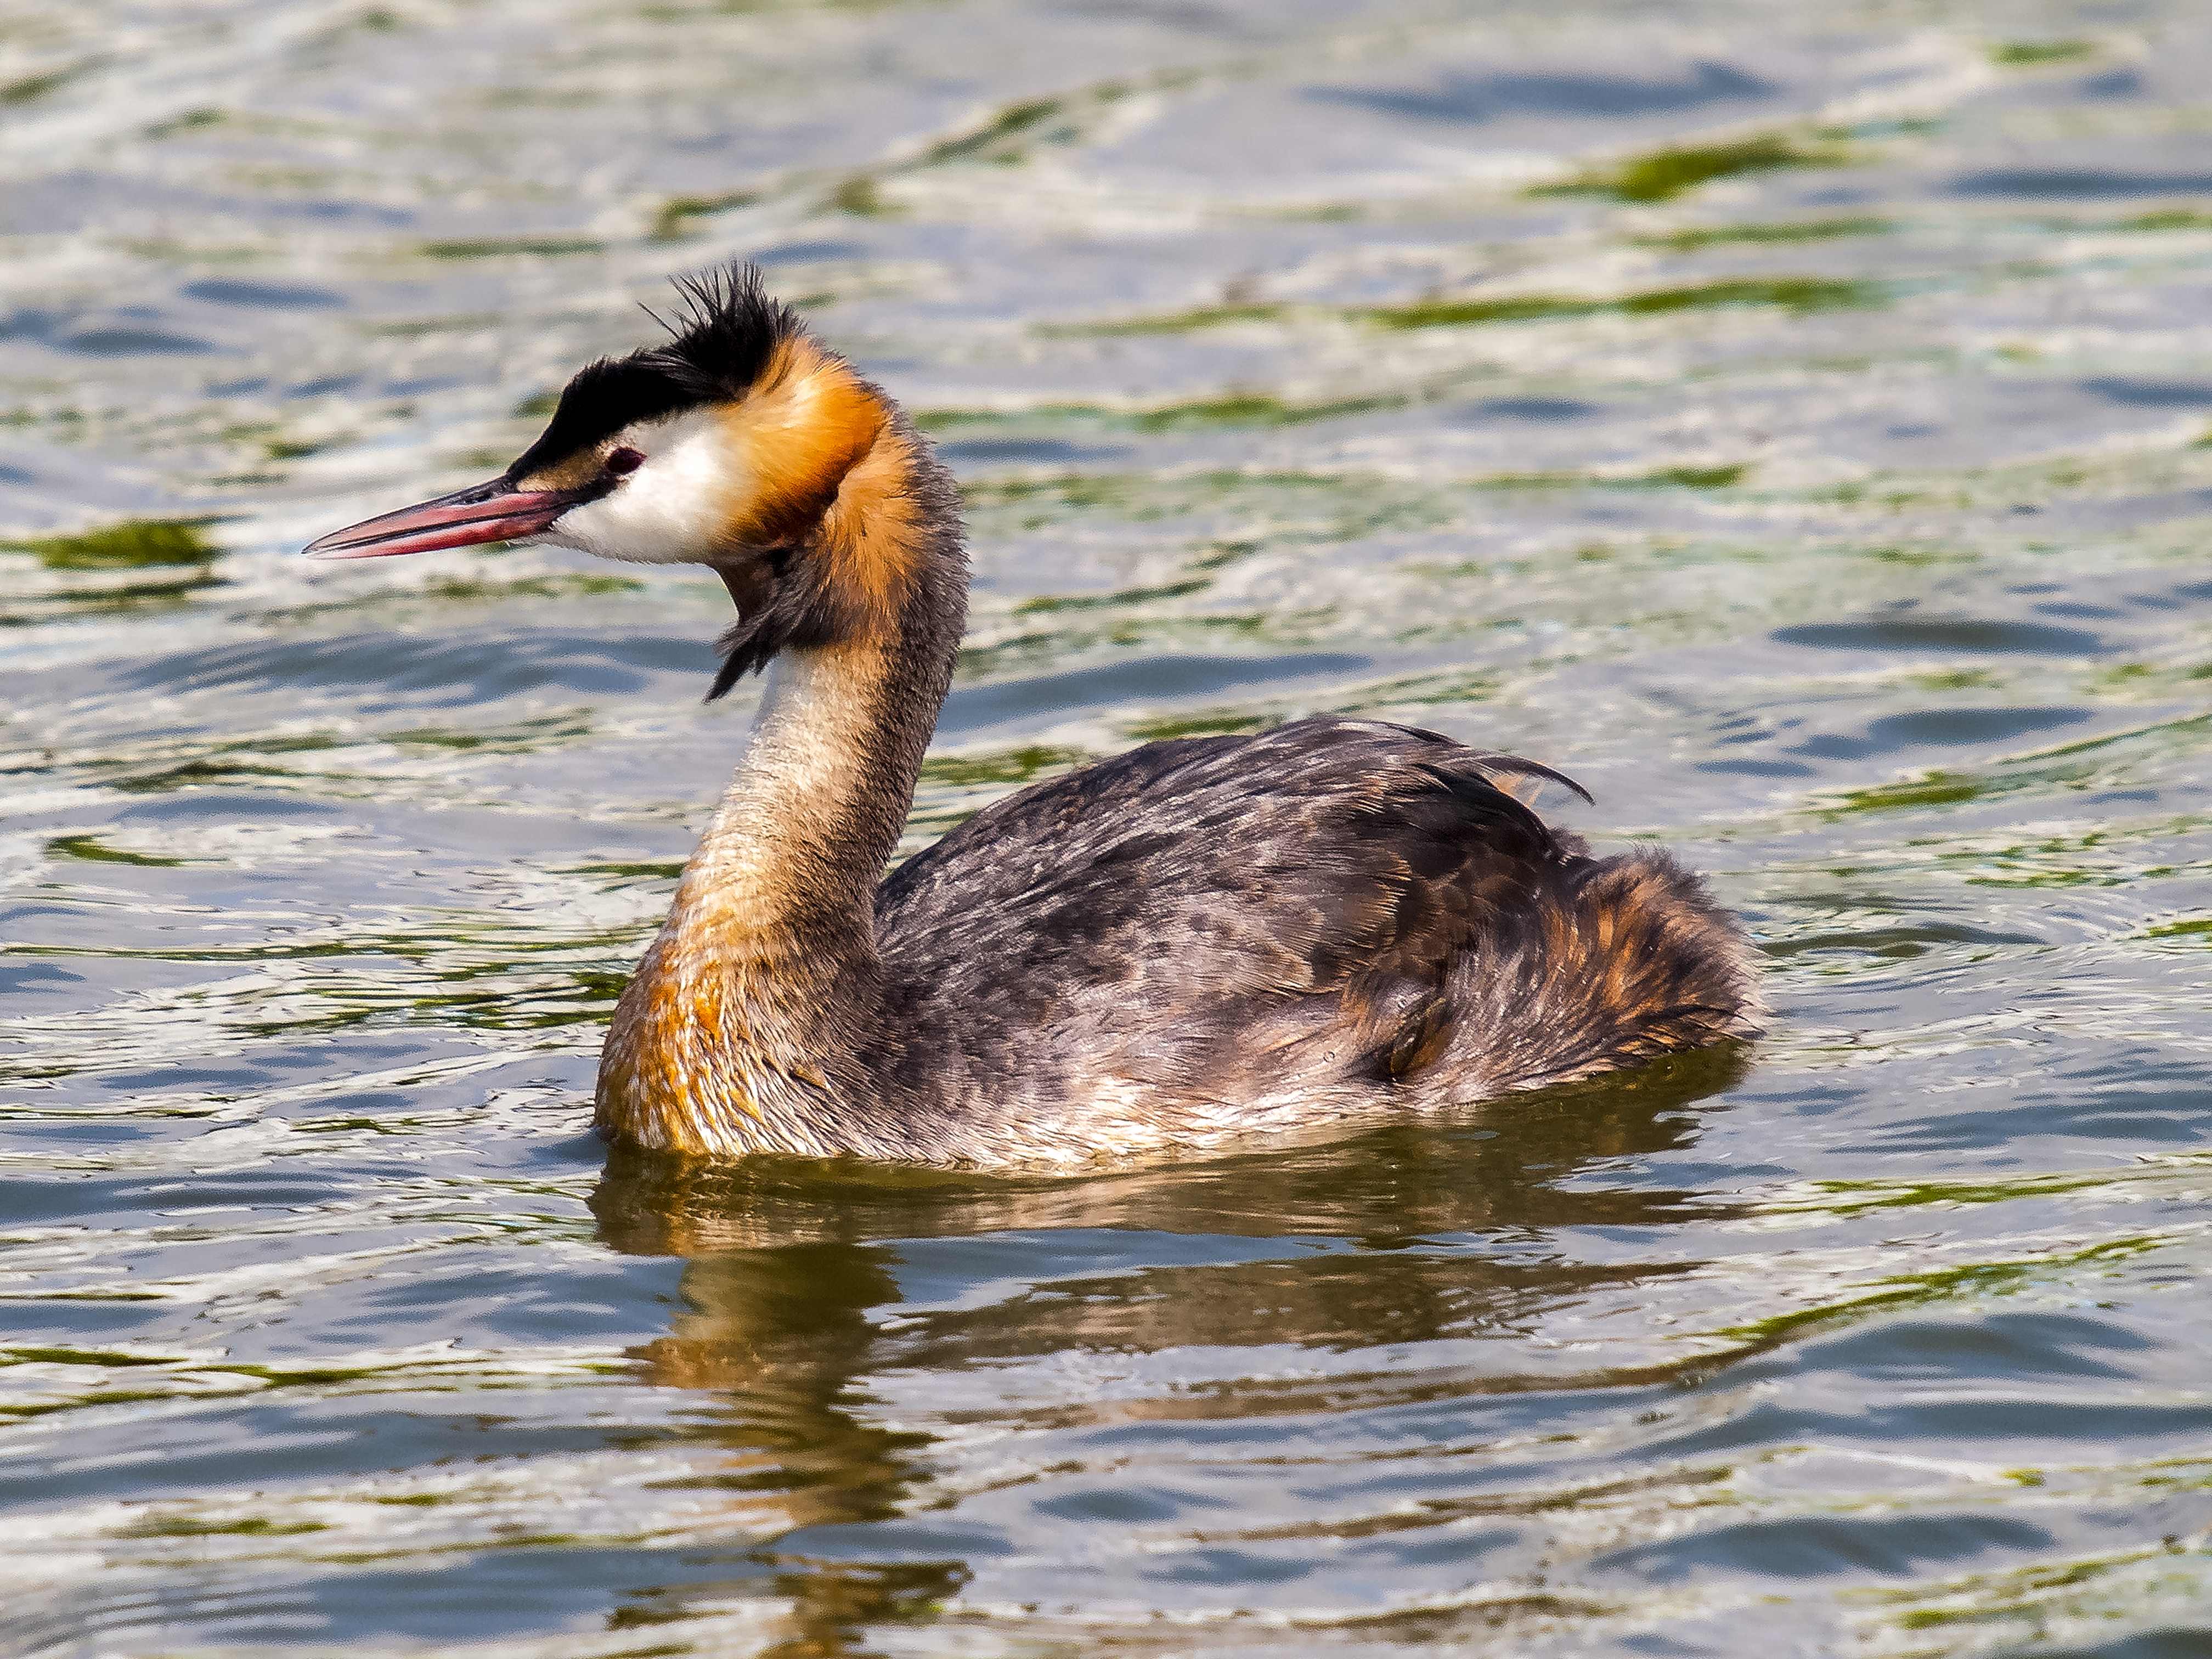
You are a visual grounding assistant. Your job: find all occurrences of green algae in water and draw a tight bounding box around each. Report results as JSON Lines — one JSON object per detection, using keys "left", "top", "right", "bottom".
{"left": 3, "top": 571, "right": 218, "bottom": 623}
{"left": 388, "top": 712, "right": 594, "bottom": 753}
{"left": 1123, "top": 709, "right": 1270, "bottom": 742}
{"left": 920, "top": 744, "right": 1087, "bottom": 788}
{"left": 2, "top": 1344, "right": 177, "bottom": 1368}
{"left": 830, "top": 175, "right": 895, "bottom": 216}
{"left": 123, "top": 1515, "right": 328, "bottom": 1539}
{"left": 426, "top": 572, "right": 645, "bottom": 600}
{"left": 1070, "top": 278, "right": 1878, "bottom": 337}
{"left": 8, "top": 518, "right": 219, "bottom": 571}
{"left": 919, "top": 95, "right": 1068, "bottom": 167}
{"left": 419, "top": 235, "right": 607, "bottom": 260}
{"left": 1822, "top": 769, "right": 1990, "bottom": 815}
{"left": 1049, "top": 301, "right": 1290, "bottom": 337}
{"left": 1643, "top": 464, "right": 1748, "bottom": 489}
{"left": 650, "top": 189, "right": 760, "bottom": 240}
{"left": 1636, "top": 216, "right": 1894, "bottom": 251}
{"left": 1130, "top": 391, "right": 1404, "bottom": 432}
{"left": 1, "top": 67, "right": 77, "bottom": 106}
{"left": 1716, "top": 1235, "right": 2166, "bottom": 1347}
{"left": 1015, "top": 579, "right": 1210, "bottom": 614}
{"left": 1366, "top": 278, "right": 1878, "bottom": 330}
{"left": 143, "top": 105, "right": 223, "bottom": 138}
{"left": 1990, "top": 39, "right": 2096, "bottom": 65}
{"left": 2124, "top": 210, "right": 2212, "bottom": 232}
{"left": 1468, "top": 462, "right": 1748, "bottom": 491}
{"left": 2140, "top": 915, "right": 2212, "bottom": 943}
{"left": 920, "top": 389, "right": 1404, "bottom": 433}
{"left": 1536, "top": 133, "right": 1847, "bottom": 204}
{"left": 44, "top": 835, "right": 193, "bottom": 869}
{"left": 557, "top": 859, "right": 688, "bottom": 888}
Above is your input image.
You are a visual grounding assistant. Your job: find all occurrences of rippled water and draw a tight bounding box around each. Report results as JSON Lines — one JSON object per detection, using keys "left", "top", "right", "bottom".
{"left": 7, "top": 1, "right": 2212, "bottom": 1652}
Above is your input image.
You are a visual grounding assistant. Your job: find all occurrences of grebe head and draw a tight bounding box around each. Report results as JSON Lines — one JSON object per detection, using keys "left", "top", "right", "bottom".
{"left": 303, "top": 263, "right": 937, "bottom": 697}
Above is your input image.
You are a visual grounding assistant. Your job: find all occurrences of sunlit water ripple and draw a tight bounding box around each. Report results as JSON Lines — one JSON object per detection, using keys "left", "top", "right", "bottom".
{"left": 5, "top": 1, "right": 2212, "bottom": 1654}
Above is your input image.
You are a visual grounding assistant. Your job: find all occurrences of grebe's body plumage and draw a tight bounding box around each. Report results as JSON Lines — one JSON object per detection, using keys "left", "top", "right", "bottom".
{"left": 858, "top": 723, "right": 1750, "bottom": 1163}
{"left": 308, "top": 266, "right": 1759, "bottom": 1167}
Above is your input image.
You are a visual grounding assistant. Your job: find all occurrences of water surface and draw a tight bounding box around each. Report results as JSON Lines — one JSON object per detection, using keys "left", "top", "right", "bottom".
{"left": 5, "top": 1, "right": 2212, "bottom": 1653}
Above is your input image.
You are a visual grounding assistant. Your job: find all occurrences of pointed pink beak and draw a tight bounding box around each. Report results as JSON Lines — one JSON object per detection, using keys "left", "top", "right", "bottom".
{"left": 302, "top": 475, "right": 589, "bottom": 560}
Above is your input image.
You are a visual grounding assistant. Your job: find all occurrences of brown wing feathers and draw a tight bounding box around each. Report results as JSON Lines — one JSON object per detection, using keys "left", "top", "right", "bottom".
{"left": 876, "top": 717, "right": 1754, "bottom": 1116}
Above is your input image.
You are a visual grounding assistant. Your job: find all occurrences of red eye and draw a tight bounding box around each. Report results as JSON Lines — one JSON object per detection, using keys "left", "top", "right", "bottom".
{"left": 606, "top": 445, "right": 645, "bottom": 476}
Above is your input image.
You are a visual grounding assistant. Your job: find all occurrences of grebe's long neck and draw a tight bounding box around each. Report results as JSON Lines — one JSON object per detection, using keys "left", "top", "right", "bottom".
{"left": 596, "top": 392, "right": 965, "bottom": 1158}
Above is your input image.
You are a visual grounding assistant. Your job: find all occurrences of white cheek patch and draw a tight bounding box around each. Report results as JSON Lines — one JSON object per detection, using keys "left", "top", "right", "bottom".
{"left": 544, "top": 407, "right": 749, "bottom": 565}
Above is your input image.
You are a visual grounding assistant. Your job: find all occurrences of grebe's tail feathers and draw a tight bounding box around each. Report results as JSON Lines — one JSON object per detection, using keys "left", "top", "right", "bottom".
{"left": 1455, "top": 847, "right": 1761, "bottom": 1093}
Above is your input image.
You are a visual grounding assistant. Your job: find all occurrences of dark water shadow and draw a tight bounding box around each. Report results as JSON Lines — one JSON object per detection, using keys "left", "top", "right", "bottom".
{"left": 585, "top": 1046, "right": 1748, "bottom": 1652}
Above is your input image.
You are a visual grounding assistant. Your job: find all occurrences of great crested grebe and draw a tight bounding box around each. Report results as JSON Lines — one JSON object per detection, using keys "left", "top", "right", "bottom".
{"left": 306, "top": 263, "right": 1759, "bottom": 1165}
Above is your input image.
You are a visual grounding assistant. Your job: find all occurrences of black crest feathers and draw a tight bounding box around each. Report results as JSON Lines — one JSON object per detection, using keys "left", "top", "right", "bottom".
{"left": 507, "top": 262, "right": 801, "bottom": 482}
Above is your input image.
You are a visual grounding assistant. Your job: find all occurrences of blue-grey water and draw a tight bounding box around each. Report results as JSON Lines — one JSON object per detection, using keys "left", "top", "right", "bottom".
{"left": 6, "top": 2, "right": 2212, "bottom": 1654}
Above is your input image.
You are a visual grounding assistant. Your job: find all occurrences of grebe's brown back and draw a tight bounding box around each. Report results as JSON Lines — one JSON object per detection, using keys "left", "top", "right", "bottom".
{"left": 304, "top": 264, "right": 1759, "bottom": 1166}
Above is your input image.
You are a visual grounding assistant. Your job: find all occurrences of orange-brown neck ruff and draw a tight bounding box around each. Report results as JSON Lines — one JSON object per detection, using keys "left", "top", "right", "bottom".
{"left": 594, "top": 358, "right": 966, "bottom": 1160}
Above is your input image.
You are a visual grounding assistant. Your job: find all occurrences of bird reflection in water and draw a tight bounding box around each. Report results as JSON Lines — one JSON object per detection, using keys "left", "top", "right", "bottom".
{"left": 587, "top": 1047, "right": 1746, "bottom": 1651}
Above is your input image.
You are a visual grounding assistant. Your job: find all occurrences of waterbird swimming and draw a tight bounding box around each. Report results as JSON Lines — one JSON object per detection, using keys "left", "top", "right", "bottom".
{"left": 305, "top": 263, "right": 1759, "bottom": 1166}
